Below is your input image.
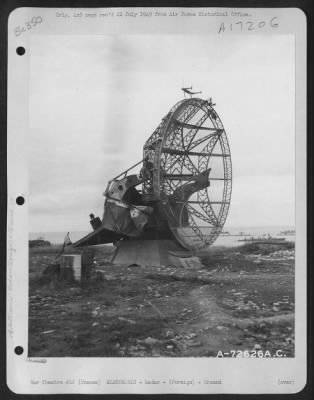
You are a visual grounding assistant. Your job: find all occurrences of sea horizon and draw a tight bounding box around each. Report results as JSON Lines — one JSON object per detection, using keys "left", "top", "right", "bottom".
{"left": 29, "top": 225, "right": 296, "bottom": 247}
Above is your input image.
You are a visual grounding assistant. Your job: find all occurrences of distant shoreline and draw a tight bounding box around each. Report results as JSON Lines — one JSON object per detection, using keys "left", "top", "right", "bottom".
{"left": 29, "top": 225, "right": 296, "bottom": 248}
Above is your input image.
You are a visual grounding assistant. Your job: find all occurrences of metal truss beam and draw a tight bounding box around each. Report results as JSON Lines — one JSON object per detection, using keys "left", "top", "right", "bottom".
{"left": 174, "top": 119, "right": 222, "bottom": 132}
{"left": 162, "top": 148, "right": 230, "bottom": 157}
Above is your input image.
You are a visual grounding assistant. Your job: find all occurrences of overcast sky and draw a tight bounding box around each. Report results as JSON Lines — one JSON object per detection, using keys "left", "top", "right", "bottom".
{"left": 29, "top": 34, "right": 295, "bottom": 232}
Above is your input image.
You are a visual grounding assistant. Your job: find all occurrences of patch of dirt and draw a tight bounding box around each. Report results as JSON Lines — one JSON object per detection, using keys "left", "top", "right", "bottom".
{"left": 28, "top": 243, "right": 295, "bottom": 357}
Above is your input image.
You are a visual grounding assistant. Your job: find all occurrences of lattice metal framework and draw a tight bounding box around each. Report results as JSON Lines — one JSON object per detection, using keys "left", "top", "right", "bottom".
{"left": 143, "top": 98, "right": 232, "bottom": 250}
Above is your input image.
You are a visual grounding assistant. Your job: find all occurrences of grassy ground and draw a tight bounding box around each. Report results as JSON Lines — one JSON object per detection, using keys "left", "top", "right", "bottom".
{"left": 28, "top": 242, "right": 295, "bottom": 358}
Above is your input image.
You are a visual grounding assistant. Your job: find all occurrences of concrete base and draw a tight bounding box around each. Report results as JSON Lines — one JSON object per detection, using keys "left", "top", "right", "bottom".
{"left": 111, "top": 240, "right": 201, "bottom": 268}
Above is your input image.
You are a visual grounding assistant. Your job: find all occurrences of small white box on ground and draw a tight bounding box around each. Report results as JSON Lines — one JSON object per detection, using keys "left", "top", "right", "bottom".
{"left": 60, "top": 254, "right": 82, "bottom": 281}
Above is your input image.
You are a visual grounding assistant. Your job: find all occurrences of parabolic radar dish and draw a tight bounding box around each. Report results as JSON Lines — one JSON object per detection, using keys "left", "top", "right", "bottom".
{"left": 73, "top": 96, "right": 232, "bottom": 252}
{"left": 143, "top": 97, "right": 232, "bottom": 250}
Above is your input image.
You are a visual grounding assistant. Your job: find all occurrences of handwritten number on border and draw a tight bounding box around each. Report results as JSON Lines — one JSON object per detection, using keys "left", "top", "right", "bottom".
{"left": 218, "top": 17, "right": 279, "bottom": 34}
{"left": 14, "top": 16, "right": 43, "bottom": 37}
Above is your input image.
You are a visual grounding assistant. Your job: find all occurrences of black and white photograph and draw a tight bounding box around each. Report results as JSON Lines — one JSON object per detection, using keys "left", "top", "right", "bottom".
{"left": 27, "top": 31, "right": 296, "bottom": 357}
{"left": 6, "top": 7, "right": 307, "bottom": 394}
